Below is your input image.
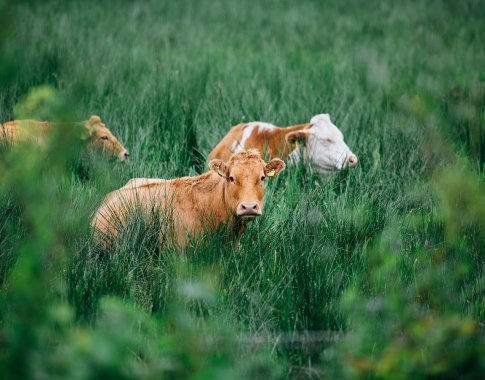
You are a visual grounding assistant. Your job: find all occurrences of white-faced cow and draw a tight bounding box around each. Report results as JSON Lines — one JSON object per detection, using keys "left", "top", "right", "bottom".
{"left": 91, "top": 149, "right": 285, "bottom": 247}
{"left": 0, "top": 115, "right": 129, "bottom": 161}
{"left": 209, "top": 114, "right": 357, "bottom": 175}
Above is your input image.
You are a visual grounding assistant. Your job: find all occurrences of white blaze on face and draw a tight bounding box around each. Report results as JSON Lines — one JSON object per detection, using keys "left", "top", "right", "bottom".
{"left": 303, "top": 114, "right": 357, "bottom": 174}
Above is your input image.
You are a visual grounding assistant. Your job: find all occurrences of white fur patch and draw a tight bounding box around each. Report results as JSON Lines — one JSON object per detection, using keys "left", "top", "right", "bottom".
{"left": 254, "top": 122, "right": 276, "bottom": 132}
{"left": 310, "top": 113, "right": 331, "bottom": 126}
{"left": 236, "top": 122, "right": 275, "bottom": 151}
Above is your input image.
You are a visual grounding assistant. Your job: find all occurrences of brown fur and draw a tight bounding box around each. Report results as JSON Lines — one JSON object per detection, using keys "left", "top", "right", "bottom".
{"left": 209, "top": 122, "right": 312, "bottom": 161}
{"left": 91, "top": 149, "right": 285, "bottom": 248}
{"left": 0, "top": 115, "right": 127, "bottom": 160}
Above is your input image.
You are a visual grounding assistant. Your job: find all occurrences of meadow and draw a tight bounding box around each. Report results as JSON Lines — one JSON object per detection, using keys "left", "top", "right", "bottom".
{"left": 0, "top": 0, "right": 484, "bottom": 378}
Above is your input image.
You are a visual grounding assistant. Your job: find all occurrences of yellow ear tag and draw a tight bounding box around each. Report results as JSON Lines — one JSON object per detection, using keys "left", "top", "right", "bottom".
{"left": 217, "top": 168, "right": 225, "bottom": 177}
{"left": 267, "top": 169, "right": 276, "bottom": 177}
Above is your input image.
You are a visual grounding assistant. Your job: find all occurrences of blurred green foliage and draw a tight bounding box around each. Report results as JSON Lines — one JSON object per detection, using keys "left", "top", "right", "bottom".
{"left": 325, "top": 165, "right": 485, "bottom": 379}
{"left": 0, "top": 0, "right": 484, "bottom": 379}
{"left": 13, "top": 85, "right": 64, "bottom": 120}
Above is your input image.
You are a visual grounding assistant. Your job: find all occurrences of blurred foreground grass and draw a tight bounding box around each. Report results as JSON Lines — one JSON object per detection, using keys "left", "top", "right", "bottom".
{"left": 0, "top": 0, "right": 484, "bottom": 378}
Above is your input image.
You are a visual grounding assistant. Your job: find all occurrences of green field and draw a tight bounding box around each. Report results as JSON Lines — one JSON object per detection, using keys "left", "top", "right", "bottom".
{"left": 1, "top": 0, "right": 484, "bottom": 378}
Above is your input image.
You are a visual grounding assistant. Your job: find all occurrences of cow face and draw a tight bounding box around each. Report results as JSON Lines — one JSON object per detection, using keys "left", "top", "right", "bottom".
{"left": 286, "top": 114, "right": 357, "bottom": 174}
{"left": 210, "top": 149, "right": 285, "bottom": 219}
{"left": 83, "top": 116, "right": 129, "bottom": 161}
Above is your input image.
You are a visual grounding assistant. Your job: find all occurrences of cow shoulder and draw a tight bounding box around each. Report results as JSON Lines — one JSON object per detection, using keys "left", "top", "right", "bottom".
{"left": 239, "top": 122, "right": 275, "bottom": 147}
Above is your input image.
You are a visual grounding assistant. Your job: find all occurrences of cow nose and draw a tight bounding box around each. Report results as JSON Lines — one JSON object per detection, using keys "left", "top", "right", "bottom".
{"left": 241, "top": 203, "right": 257, "bottom": 211}
{"left": 119, "top": 150, "right": 129, "bottom": 161}
{"left": 348, "top": 154, "right": 358, "bottom": 167}
{"left": 236, "top": 202, "right": 261, "bottom": 217}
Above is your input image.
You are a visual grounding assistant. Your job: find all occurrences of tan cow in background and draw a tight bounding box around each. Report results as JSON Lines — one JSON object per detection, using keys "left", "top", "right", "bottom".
{"left": 210, "top": 114, "right": 357, "bottom": 175}
{"left": 0, "top": 115, "right": 129, "bottom": 161}
{"left": 91, "top": 149, "right": 285, "bottom": 247}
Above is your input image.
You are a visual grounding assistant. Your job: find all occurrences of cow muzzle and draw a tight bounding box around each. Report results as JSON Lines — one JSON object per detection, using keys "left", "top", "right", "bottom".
{"left": 118, "top": 150, "right": 129, "bottom": 161}
{"left": 347, "top": 154, "right": 358, "bottom": 168}
{"left": 236, "top": 202, "right": 262, "bottom": 219}
{"left": 337, "top": 153, "right": 358, "bottom": 169}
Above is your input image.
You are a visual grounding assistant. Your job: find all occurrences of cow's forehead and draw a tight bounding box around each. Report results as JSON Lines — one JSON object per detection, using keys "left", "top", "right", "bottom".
{"left": 93, "top": 124, "right": 111, "bottom": 135}
{"left": 309, "top": 119, "right": 344, "bottom": 140}
{"left": 229, "top": 159, "right": 264, "bottom": 174}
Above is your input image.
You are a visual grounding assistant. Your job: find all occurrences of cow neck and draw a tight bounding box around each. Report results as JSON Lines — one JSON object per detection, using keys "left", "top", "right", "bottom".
{"left": 270, "top": 123, "right": 311, "bottom": 159}
{"left": 195, "top": 172, "right": 231, "bottom": 226}
{"left": 216, "top": 173, "right": 231, "bottom": 222}
{"left": 210, "top": 172, "right": 243, "bottom": 232}
{"left": 197, "top": 172, "right": 244, "bottom": 238}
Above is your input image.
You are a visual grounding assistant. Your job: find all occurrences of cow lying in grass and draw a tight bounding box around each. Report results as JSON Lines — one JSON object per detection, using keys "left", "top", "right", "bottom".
{"left": 210, "top": 114, "right": 357, "bottom": 175}
{"left": 0, "top": 115, "right": 129, "bottom": 161}
{"left": 91, "top": 149, "right": 285, "bottom": 247}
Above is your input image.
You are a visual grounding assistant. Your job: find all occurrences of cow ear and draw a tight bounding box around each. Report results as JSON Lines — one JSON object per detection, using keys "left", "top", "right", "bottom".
{"left": 88, "top": 115, "right": 102, "bottom": 124}
{"left": 264, "top": 158, "right": 285, "bottom": 177}
{"left": 79, "top": 123, "right": 93, "bottom": 140}
{"left": 286, "top": 130, "right": 310, "bottom": 145}
{"left": 209, "top": 159, "right": 227, "bottom": 178}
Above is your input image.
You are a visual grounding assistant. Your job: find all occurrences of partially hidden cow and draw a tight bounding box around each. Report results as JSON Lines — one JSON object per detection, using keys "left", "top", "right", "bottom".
{"left": 91, "top": 149, "right": 285, "bottom": 247}
{"left": 210, "top": 114, "right": 357, "bottom": 175}
{"left": 0, "top": 115, "right": 129, "bottom": 161}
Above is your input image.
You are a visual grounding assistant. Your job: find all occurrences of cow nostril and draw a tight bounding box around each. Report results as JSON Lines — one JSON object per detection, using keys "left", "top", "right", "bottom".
{"left": 238, "top": 203, "right": 259, "bottom": 214}
{"left": 124, "top": 152, "right": 129, "bottom": 158}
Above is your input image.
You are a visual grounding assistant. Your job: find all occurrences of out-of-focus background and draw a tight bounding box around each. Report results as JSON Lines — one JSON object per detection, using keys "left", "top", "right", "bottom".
{"left": 0, "top": 0, "right": 484, "bottom": 378}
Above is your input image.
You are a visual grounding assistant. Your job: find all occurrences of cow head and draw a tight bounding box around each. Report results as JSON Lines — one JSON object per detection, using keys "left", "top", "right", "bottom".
{"left": 209, "top": 149, "right": 285, "bottom": 219}
{"left": 82, "top": 115, "right": 129, "bottom": 161}
{"left": 286, "top": 114, "right": 357, "bottom": 174}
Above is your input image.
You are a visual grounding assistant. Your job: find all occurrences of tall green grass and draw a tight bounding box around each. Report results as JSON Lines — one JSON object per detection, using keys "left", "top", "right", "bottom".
{"left": 1, "top": 0, "right": 484, "bottom": 378}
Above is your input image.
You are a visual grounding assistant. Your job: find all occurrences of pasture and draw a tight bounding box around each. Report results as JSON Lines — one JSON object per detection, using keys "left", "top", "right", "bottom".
{"left": 0, "top": 0, "right": 484, "bottom": 378}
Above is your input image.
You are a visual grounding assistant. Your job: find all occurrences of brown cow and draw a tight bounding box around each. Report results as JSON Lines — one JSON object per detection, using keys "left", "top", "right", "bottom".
{"left": 210, "top": 114, "right": 357, "bottom": 175}
{"left": 0, "top": 115, "right": 129, "bottom": 161}
{"left": 91, "top": 149, "right": 285, "bottom": 247}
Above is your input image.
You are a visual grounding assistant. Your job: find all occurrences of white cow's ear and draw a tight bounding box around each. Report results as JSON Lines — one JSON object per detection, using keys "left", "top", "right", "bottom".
{"left": 286, "top": 130, "right": 310, "bottom": 145}
{"left": 264, "top": 158, "right": 285, "bottom": 177}
{"left": 209, "top": 159, "right": 227, "bottom": 178}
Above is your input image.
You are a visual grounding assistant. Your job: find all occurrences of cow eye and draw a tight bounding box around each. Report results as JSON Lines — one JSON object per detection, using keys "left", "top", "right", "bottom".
{"left": 100, "top": 135, "right": 109, "bottom": 141}
{"left": 325, "top": 138, "right": 333, "bottom": 144}
{"left": 229, "top": 176, "right": 234, "bottom": 182}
